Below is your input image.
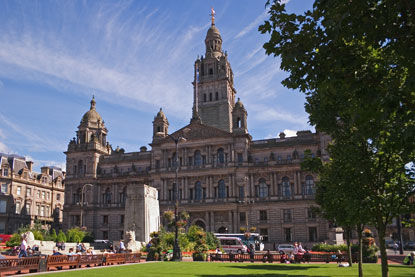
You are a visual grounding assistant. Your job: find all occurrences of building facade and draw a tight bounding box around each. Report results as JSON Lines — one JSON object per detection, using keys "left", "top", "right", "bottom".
{"left": 0, "top": 154, "right": 65, "bottom": 234}
{"left": 64, "top": 20, "right": 333, "bottom": 246}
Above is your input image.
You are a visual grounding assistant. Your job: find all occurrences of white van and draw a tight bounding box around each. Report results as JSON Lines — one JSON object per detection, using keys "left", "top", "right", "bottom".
{"left": 218, "top": 237, "right": 248, "bottom": 254}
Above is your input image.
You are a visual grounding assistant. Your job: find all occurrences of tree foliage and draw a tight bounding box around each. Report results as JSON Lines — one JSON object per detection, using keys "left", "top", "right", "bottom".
{"left": 260, "top": 1, "right": 415, "bottom": 276}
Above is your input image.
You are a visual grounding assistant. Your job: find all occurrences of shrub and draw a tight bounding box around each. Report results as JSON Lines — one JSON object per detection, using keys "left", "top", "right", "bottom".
{"left": 57, "top": 230, "right": 67, "bottom": 242}
{"left": 48, "top": 229, "right": 58, "bottom": 242}
{"left": 6, "top": 234, "right": 21, "bottom": 247}
{"left": 83, "top": 232, "right": 94, "bottom": 243}
{"left": 311, "top": 243, "right": 348, "bottom": 252}
{"left": 66, "top": 228, "right": 85, "bottom": 243}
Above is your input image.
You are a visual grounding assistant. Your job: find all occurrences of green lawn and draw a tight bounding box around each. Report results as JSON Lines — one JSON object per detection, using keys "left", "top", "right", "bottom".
{"left": 36, "top": 262, "right": 414, "bottom": 277}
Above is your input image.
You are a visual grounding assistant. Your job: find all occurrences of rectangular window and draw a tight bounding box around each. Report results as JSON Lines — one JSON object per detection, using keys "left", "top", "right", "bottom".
{"left": 103, "top": 231, "right": 108, "bottom": 240}
{"left": 56, "top": 193, "right": 61, "bottom": 201}
{"left": 239, "top": 186, "right": 244, "bottom": 199}
{"left": 47, "top": 192, "right": 50, "bottom": 200}
{"left": 284, "top": 228, "right": 292, "bottom": 242}
{"left": 121, "top": 215, "right": 124, "bottom": 224}
{"left": 15, "top": 202, "right": 21, "bottom": 214}
{"left": 0, "top": 222, "right": 5, "bottom": 233}
{"left": 260, "top": 210, "right": 267, "bottom": 221}
{"left": 308, "top": 208, "right": 316, "bottom": 220}
{"left": 17, "top": 186, "right": 21, "bottom": 195}
{"left": 309, "top": 227, "right": 317, "bottom": 242}
{"left": 202, "top": 155, "right": 206, "bottom": 165}
{"left": 40, "top": 206, "right": 45, "bottom": 217}
{"left": 26, "top": 203, "right": 31, "bottom": 215}
{"left": 120, "top": 231, "right": 123, "bottom": 240}
{"left": 1, "top": 184, "right": 7, "bottom": 194}
{"left": 41, "top": 191, "right": 45, "bottom": 199}
{"left": 46, "top": 206, "right": 49, "bottom": 216}
{"left": 37, "top": 205, "right": 40, "bottom": 215}
{"left": 283, "top": 209, "right": 292, "bottom": 222}
{"left": 260, "top": 228, "right": 268, "bottom": 242}
{"left": 237, "top": 153, "right": 243, "bottom": 166}
{"left": 26, "top": 188, "right": 31, "bottom": 197}
{"left": 155, "top": 160, "right": 160, "bottom": 169}
{"left": 37, "top": 190, "right": 40, "bottom": 198}
{"left": 189, "top": 188, "right": 193, "bottom": 200}
{"left": 103, "top": 215, "right": 108, "bottom": 224}
{"left": 0, "top": 200, "right": 6, "bottom": 213}
{"left": 2, "top": 169, "right": 8, "bottom": 177}
{"left": 188, "top": 157, "right": 192, "bottom": 166}
{"left": 239, "top": 212, "right": 246, "bottom": 223}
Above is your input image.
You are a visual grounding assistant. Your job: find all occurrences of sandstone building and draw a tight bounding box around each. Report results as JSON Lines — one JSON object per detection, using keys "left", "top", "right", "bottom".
{"left": 0, "top": 154, "right": 65, "bottom": 233}
{"left": 63, "top": 19, "right": 332, "bottom": 247}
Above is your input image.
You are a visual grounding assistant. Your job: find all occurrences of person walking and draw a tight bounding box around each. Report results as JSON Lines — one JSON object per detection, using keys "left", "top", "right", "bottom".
{"left": 249, "top": 244, "right": 255, "bottom": 263}
{"left": 393, "top": 242, "right": 398, "bottom": 254}
{"left": 119, "top": 240, "right": 126, "bottom": 253}
{"left": 18, "top": 236, "right": 28, "bottom": 258}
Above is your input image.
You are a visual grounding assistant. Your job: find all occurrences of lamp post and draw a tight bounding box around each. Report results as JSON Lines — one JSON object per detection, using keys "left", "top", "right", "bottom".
{"left": 167, "top": 134, "right": 187, "bottom": 261}
{"left": 80, "top": 183, "right": 93, "bottom": 228}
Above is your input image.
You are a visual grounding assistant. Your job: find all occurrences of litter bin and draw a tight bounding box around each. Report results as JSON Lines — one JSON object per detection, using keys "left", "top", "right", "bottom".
{"left": 38, "top": 255, "right": 47, "bottom": 272}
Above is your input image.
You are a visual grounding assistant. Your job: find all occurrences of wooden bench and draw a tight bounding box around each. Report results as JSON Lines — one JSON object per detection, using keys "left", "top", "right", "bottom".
{"left": 46, "top": 255, "right": 79, "bottom": 270}
{"left": 0, "top": 257, "right": 41, "bottom": 276}
{"left": 105, "top": 253, "right": 127, "bottom": 265}
{"left": 78, "top": 254, "right": 104, "bottom": 268}
{"left": 125, "top": 253, "right": 141, "bottom": 263}
{"left": 210, "top": 253, "right": 280, "bottom": 263}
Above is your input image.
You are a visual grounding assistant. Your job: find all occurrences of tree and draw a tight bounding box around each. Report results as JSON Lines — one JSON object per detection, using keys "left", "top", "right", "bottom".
{"left": 260, "top": 1, "right": 415, "bottom": 276}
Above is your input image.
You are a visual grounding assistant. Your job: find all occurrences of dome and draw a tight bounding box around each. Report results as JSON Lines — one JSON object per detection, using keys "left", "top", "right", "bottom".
{"left": 156, "top": 108, "right": 166, "bottom": 119}
{"left": 234, "top": 98, "right": 245, "bottom": 110}
{"left": 206, "top": 25, "right": 221, "bottom": 37}
{"left": 81, "top": 96, "right": 103, "bottom": 123}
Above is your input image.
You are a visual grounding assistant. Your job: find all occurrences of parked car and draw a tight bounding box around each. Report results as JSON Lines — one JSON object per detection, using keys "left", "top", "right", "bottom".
{"left": 385, "top": 240, "right": 396, "bottom": 249}
{"left": 277, "top": 244, "right": 295, "bottom": 255}
{"left": 404, "top": 241, "right": 415, "bottom": 250}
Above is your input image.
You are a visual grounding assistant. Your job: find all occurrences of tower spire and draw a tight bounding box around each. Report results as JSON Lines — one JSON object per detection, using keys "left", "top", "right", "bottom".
{"left": 210, "top": 7, "right": 215, "bottom": 25}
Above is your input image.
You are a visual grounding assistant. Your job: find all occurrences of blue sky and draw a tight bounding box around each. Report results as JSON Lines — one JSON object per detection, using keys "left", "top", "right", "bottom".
{"left": 0, "top": 0, "right": 314, "bottom": 172}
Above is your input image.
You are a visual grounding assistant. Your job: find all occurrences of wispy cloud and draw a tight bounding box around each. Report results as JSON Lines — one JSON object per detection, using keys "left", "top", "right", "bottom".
{"left": 249, "top": 103, "right": 308, "bottom": 126}
{"left": 0, "top": 113, "right": 65, "bottom": 152}
{"left": 283, "top": 129, "right": 297, "bottom": 137}
{"left": 0, "top": 141, "right": 10, "bottom": 153}
{"left": 235, "top": 10, "right": 268, "bottom": 39}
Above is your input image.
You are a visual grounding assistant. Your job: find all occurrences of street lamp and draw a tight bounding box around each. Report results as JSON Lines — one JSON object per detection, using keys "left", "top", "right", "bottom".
{"left": 167, "top": 134, "right": 187, "bottom": 261}
{"left": 80, "top": 183, "right": 93, "bottom": 228}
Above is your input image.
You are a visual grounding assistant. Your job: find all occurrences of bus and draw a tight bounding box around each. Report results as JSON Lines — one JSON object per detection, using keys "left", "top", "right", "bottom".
{"left": 214, "top": 233, "right": 264, "bottom": 251}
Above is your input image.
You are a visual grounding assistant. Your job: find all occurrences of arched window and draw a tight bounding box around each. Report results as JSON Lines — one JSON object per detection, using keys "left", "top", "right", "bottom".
{"left": 157, "top": 126, "right": 161, "bottom": 132}
{"left": 209, "top": 93, "right": 213, "bottom": 101}
{"left": 305, "top": 175, "right": 315, "bottom": 195}
{"left": 282, "top": 177, "right": 291, "bottom": 197}
{"left": 218, "top": 180, "right": 226, "bottom": 199}
{"left": 209, "top": 68, "right": 213, "bottom": 75}
{"left": 215, "top": 92, "right": 219, "bottom": 100}
{"left": 195, "top": 182, "right": 202, "bottom": 200}
{"left": 194, "top": 150, "right": 202, "bottom": 166}
{"left": 259, "top": 178, "right": 268, "bottom": 198}
{"left": 204, "top": 94, "right": 207, "bottom": 102}
{"left": 236, "top": 117, "right": 241, "bottom": 128}
{"left": 217, "top": 148, "right": 225, "bottom": 164}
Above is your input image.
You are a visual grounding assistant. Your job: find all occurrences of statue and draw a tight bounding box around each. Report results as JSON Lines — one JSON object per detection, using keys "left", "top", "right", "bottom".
{"left": 22, "top": 231, "right": 35, "bottom": 247}
{"left": 125, "top": 230, "right": 141, "bottom": 252}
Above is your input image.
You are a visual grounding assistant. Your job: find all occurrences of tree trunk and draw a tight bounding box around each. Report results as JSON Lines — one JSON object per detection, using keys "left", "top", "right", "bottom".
{"left": 346, "top": 226, "right": 352, "bottom": 266}
{"left": 378, "top": 227, "right": 389, "bottom": 277}
{"left": 357, "top": 225, "right": 363, "bottom": 277}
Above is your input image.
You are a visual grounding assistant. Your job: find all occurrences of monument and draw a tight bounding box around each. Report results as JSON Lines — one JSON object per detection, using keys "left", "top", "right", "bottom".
{"left": 124, "top": 184, "right": 160, "bottom": 248}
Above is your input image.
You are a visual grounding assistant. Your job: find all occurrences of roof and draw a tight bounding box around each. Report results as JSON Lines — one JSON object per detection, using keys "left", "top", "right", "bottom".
{"left": 162, "top": 119, "right": 233, "bottom": 143}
